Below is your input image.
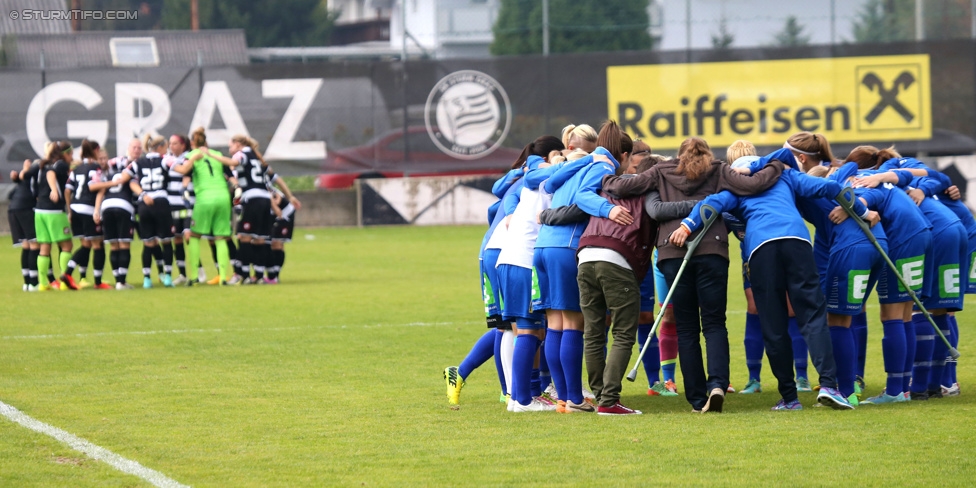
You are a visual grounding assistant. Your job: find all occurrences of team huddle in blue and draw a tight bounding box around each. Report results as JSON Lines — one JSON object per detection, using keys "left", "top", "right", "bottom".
{"left": 443, "top": 121, "right": 969, "bottom": 415}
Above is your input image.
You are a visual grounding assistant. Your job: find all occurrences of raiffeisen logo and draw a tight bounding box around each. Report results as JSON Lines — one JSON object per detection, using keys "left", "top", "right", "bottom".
{"left": 606, "top": 55, "right": 930, "bottom": 150}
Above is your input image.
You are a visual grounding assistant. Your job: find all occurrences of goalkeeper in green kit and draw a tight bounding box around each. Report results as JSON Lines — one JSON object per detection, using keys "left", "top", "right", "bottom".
{"left": 172, "top": 128, "right": 239, "bottom": 285}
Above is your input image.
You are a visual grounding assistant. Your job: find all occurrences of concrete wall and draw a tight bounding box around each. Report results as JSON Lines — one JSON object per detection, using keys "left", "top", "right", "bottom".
{"left": 0, "top": 189, "right": 360, "bottom": 235}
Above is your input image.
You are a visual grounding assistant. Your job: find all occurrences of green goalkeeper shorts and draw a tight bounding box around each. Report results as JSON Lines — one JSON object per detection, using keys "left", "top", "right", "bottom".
{"left": 190, "top": 198, "right": 232, "bottom": 237}
{"left": 34, "top": 211, "right": 71, "bottom": 244}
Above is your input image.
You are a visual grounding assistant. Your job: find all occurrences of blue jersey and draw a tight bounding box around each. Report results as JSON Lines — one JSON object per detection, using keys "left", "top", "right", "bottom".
{"left": 682, "top": 168, "right": 867, "bottom": 262}
{"left": 536, "top": 147, "right": 619, "bottom": 249}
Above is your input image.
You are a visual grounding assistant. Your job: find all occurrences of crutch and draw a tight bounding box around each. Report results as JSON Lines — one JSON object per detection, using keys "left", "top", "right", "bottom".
{"left": 835, "top": 187, "right": 960, "bottom": 359}
{"left": 626, "top": 204, "right": 720, "bottom": 382}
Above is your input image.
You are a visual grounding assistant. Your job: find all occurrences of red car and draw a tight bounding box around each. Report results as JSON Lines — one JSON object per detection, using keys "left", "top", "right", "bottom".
{"left": 317, "top": 126, "right": 523, "bottom": 189}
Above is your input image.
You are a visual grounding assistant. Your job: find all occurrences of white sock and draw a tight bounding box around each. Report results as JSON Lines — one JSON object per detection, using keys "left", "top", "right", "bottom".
{"left": 500, "top": 329, "right": 516, "bottom": 396}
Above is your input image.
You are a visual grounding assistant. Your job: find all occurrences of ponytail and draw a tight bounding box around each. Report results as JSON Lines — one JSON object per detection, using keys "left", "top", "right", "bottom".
{"left": 595, "top": 120, "right": 632, "bottom": 164}
{"left": 81, "top": 139, "right": 100, "bottom": 161}
{"left": 142, "top": 133, "right": 166, "bottom": 153}
{"left": 190, "top": 127, "right": 207, "bottom": 149}
{"left": 512, "top": 135, "right": 564, "bottom": 169}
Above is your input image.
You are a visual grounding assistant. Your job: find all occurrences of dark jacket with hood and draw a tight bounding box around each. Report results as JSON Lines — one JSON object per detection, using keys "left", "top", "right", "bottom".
{"left": 601, "top": 159, "right": 784, "bottom": 262}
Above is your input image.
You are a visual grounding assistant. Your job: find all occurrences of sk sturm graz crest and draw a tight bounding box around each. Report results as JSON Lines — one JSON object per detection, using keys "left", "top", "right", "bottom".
{"left": 425, "top": 70, "right": 512, "bottom": 160}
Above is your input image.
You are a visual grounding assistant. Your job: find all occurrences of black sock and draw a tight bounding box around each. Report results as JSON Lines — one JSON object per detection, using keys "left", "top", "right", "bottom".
{"left": 21, "top": 247, "right": 30, "bottom": 285}
{"left": 151, "top": 245, "right": 164, "bottom": 275}
{"left": 109, "top": 250, "right": 119, "bottom": 276}
{"left": 92, "top": 247, "right": 105, "bottom": 285}
{"left": 119, "top": 249, "right": 131, "bottom": 284}
{"left": 255, "top": 243, "right": 271, "bottom": 279}
{"left": 162, "top": 242, "right": 173, "bottom": 275}
{"left": 142, "top": 246, "right": 153, "bottom": 278}
{"left": 174, "top": 243, "right": 186, "bottom": 276}
{"left": 29, "top": 248, "right": 39, "bottom": 286}
{"left": 277, "top": 249, "right": 286, "bottom": 278}
{"left": 69, "top": 246, "right": 91, "bottom": 278}
{"left": 237, "top": 242, "right": 251, "bottom": 277}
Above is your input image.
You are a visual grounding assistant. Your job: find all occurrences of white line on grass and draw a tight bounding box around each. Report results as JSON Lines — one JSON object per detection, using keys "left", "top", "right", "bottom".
{"left": 0, "top": 400, "right": 189, "bottom": 488}
{"left": 1, "top": 321, "right": 479, "bottom": 341}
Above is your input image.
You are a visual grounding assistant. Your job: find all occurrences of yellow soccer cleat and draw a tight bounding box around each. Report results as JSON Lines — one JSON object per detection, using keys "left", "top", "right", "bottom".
{"left": 444, "top": 366, "right": 464, "bottom": 406}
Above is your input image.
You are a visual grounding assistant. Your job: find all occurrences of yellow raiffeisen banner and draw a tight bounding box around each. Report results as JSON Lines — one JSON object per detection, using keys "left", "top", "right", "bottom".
{"left": 607, "top": 55, "right": 931, "bottom": 150}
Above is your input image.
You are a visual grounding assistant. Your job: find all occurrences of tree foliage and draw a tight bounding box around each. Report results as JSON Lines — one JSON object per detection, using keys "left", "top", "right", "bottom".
{"left": 491, "top": 0, "right": 652, "bottom": 56}
{"left": 161, "top": 0, "right": 336, "bottom": 47}
{"left": 711, "top": 16, "right": 734, "bottom": 49}
{"left": 852, "top": 0, "right": 971, "bottom": 43}
{"left": 771, "top": 15, "right": 810, "bottom": 47}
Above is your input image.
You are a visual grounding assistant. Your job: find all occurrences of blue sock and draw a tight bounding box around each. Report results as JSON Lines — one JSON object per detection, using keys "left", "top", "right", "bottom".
{"left": 944, "top": 315, "right": 959, "bottom": 386}
{"left": 903, "top": 319, "right": 917, "bottom": 394}
{"left": 911, "top": 314, "right": 934, "bottom": 394}
{"left": 744, "top": 313, "right": 764, "bottom": 382}
{"left": 493, "top": 331, "right": 507, "bottom": 396}
{"left": 851, "top": 311, "right": 868, "bottom": 379}
{"left": 458, "top": 330, "right": 496, "bottom": 379}
{"left": 830, "top": 326, "right": 856, "bottom": 398}
{"left": 512, "top": 334, "right": 540, "bottom": 406}
{"left": 561, "top": 329, "right": 584, "bottom": 404}
{"left": 928, "top": 315, "right": 950, "bottom": 392}
{"left": 662, "top": 363, "right": 676, "bottom": 383}
{"left": 530, "top": 368, "right": 541, "bottom": 398}
{"left": 538, "top": 339, "right": 552, "bottom": 392}
{"left": 637, "top": 323, "right": 660, "bottom": 386}
{"left": 881, "top": 319, "right": 907, "bottom": 395}
{"left": 545, "top": 329, "right": 565, "bottom": 401}
{"left": 788, "top": 317, "right": 808, "bottom": 379}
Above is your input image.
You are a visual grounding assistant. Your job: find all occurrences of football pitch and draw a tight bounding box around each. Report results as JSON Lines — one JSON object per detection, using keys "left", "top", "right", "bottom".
{"left": 1, "top": 225, "right": 974, "bottom": 486}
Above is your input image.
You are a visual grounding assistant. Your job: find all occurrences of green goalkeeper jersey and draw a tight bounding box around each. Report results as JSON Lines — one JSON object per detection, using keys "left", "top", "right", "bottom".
{"left": 187, "top": 148, "right": 231, "bottom": 202}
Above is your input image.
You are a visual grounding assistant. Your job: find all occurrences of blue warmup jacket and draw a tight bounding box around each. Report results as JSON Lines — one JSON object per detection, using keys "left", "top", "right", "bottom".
{"left": 536, "top": 147, "right": 620, "bottom": 249}
{"left": 682, "top": 168, "right": 867, "bottom": 262}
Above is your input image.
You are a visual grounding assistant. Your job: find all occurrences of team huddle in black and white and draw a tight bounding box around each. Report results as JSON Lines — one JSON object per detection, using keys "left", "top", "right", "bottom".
{"left": 6, "top": 130, "right": 302, "bottom": 291}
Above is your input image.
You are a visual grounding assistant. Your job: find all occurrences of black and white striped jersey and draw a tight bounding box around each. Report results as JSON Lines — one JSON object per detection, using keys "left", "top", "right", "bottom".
{"left": 128, "top": 152, "right": 171, "bottom": 201}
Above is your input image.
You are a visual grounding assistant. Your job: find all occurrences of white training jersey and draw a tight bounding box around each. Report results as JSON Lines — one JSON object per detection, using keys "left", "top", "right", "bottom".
{"left": 496, "top": 183, "right": 553, "bottom": 269}
{"left": 484, "top": 215, "right": 508, "bottom": 250}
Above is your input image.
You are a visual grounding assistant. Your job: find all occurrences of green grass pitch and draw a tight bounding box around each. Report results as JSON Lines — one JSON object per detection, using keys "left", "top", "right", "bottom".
{"left": 0, "top": 225, "right": 974, "bottom": 486}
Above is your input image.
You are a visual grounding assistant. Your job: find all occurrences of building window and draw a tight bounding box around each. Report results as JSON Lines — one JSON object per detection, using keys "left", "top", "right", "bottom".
{"left": 109, "top": 37, "right": 159, "bottom": 67}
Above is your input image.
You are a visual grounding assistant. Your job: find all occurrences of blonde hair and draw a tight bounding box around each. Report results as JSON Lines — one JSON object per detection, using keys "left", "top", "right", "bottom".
{"left": 548, "top": 150, "right": 566, "bottom": 165}
{"left": 565, "top": 148, "right": 589, "bottom": 162}
{"left": 561, "top": 124, "right": 598, "bottom": 152}
{"left": 231, "top": 134, "right": 266, "bottom": 166}
{"left": 142, "top": 133, "right": 166, "bottom": 153}
{"left": 726, "top": 140, "right": 757, "bottom": 164}
{"left": 806, "top": 165, "right": 831, "bottom": 178}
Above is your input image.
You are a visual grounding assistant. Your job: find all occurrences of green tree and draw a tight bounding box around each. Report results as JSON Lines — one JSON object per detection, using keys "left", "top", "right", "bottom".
{"left": 160, "top": 0, "right": 336, "bottom": 47}
{"left": 852, "top": 0, "right": 970, "bottom": 43}
{"left": 772, "top": 15, "right": 810, "bottom": 47}
{"left": 491, "top": 0, "right": 652, "bottom": 56}
{"left": 711, "top": 16, "right": 734, "bottom": 49}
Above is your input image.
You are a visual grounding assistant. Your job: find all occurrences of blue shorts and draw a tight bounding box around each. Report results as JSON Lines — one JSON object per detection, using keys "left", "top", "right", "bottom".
{"left": 639, "top": 270, "right": 655, "bottom": 312}
{"left": 652, "top": 249, "right": 670, "bottom": 304}
{"left": 532, "top": 247, "right": 581, "bottom": 312}
{"left": 921, "top": 223, "right": 966, "bottom": 311}
{"left": 966, "top": 250, "right": 976, "bottom": 294}
{"left": 823, "top": 241, "right": 884, "bottom": 315}
{"left": 963, "top": 232, "right": 976, "bottom": 294}
{"left": 875, "top": 231, "right": 930, "bottom": 304}
{"left": 497, "top": 264, "right": 545, "bottom": 325}
{"left": 481, "top": 249, "right": 502, "bottom": 318}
